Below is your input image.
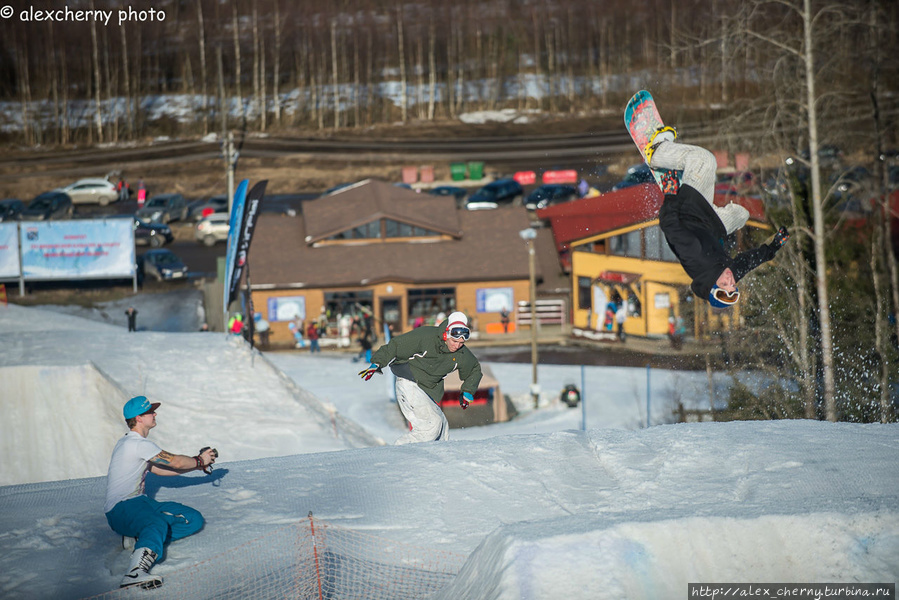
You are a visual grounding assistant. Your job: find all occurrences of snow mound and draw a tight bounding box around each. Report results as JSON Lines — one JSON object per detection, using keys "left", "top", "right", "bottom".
{"left": 0, "top": 363, "right": 126, "bottom": 485}
{"left": 437, "top": 512, "right": 899, "bottom": 600}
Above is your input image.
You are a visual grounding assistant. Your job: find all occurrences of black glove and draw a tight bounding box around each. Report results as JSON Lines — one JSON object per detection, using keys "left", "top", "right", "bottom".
{"left": 771, "top": 227, "right": 790, "bottom": 250}
{"left": 358, "top": 364, "right": 382, "bottom": 381}
{"left": 197, "top": 447, "right": 218, "bottom": 474}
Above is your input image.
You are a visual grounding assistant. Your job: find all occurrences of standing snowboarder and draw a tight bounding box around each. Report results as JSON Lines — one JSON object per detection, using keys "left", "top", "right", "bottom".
{"left": 358, "top": 311, "right": 482, "bottom": 444}
{"left": 646, "top": 132, "right": 789, "bottom": 308}
{"left": 104, "top": 396, "right": 217, "bottom": 589}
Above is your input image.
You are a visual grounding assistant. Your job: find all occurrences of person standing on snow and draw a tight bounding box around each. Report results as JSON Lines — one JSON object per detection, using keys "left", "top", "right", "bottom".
{"left": 645, "top": 130, "right": 790, "bottom": 308}
{"left": 358, "top": 311, "right": 482, "bottom": 444}
{"left": 125, "top": 306, "right": 138, "bottom": 332}
{"left": 104, "top": 396, "right": 218, "bottom": 589}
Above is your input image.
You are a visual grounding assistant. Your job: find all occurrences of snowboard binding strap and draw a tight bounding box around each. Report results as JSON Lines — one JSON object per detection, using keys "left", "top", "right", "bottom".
{"left": 645, "top": 126, "right": 677, "bottom": 166}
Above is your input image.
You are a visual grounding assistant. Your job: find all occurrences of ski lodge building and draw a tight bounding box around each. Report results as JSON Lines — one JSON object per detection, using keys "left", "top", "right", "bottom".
{"left": 248, "top": 179, "right": 537, "bottom": 347}
{"left": 536, "top": 182, "right": 771, "bottom": 339}
{"left": 244, "top": 177, "right": 770, "bottom": 349}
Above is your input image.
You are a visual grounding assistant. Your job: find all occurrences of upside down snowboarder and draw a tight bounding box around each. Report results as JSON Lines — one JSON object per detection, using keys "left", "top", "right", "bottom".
{"left": 646, "top": 131, "right": 790, "bottom": 308}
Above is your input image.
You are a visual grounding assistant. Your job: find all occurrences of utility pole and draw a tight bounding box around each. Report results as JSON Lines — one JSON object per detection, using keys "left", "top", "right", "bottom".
{"left": 222, "top": 131, "right": 237, "bottom": 211}
{"left": 520, "top": 227, "right": 539, "bottom": 408}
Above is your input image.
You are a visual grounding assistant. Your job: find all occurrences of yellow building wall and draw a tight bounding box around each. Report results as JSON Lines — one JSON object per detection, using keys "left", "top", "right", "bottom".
{"left": 454, "top": 280, "right": 531, "bottom": 332}
{"left": 250, "top": 288, "right": 326, "bottom": 346}
{"left": 571, "top": 249, "right": 692, "bottom": 337}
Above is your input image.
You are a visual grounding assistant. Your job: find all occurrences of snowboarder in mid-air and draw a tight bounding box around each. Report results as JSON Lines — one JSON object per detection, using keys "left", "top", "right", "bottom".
{"left": 625, "top": 90, "right": 789, "bottom": 308}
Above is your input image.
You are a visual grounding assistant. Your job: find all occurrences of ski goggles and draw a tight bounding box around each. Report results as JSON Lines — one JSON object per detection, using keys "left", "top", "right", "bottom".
{"left": 709, "top": 287, "right": 740, "bottom": 308}
{"left": 448, "top": 326, "right": 471, "bottom": 341}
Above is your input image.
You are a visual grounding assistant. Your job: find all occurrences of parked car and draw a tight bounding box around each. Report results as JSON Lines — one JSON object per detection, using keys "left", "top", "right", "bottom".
{"left": 611, "top": 164, "right": 655, "bottom": 191}
{"left": 55, "top": 178, "right": 119, "bottom": 205}
{"left": 428, "top": 186, "right": 469, "bottom": 208}
{"left": 21, "top": 192, "right": 73, "bottom": 220}
{"left": 133, "top": 217, "right": 174, "bottom": 248}
{"left": 465, "top": 179, "right": 523, "bottom": 210}
{"left": 830, "top": 166, "right": 874, "bottom": 213}
{"left": 525, "top": 184, "right": 578, "bottom": 210}
{"left": 139, "top": 249, "right": 188, "bottom": 281}
{"left": 135, "top": 193, "right": 188, "bottom": 224}
{"left": 187, "top": 195, "right": 228, "bottom": 221}
{"left": 0, "top": 198, "right": 25, "bottom": 221}
{"left": 195, "top": 213, "right": 231, "bottom": 246}
{"left": 715, "top": 170, "right": 757, "bottom": 197}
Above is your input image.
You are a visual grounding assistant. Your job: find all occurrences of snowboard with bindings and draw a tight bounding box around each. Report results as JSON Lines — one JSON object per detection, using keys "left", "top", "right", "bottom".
{"left": 624, "top": 90, "right": 680, "bottom": 194}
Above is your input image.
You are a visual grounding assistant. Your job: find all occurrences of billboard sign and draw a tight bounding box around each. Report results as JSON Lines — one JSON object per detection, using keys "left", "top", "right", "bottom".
{"left": 476, "top": 287, "right": 514, "bottom": 313}
{"left": 19, "top": 219, "right": 134, "bottom": 280}
{"left": 0, "top": 223, "right": 19, "bottom": 279}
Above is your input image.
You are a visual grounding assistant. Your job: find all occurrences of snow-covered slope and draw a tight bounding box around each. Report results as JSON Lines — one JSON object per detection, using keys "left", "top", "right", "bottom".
{"left": 0, "top": 304, "right": 896, "bottom": 599}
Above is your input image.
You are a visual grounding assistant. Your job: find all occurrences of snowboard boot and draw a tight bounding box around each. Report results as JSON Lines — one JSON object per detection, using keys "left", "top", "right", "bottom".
{"left": 645, "top": 126, "right": 677, "bottom": 166}
{"left": 120, "top": 547, "right": 163, "bottom": 589}
{"left": 122, "top": 536, "right": 136, "bottom": 551}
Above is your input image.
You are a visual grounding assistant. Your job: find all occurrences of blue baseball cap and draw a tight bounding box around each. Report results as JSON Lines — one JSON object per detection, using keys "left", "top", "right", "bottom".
{"left": 123, "top": 395, "right": 161, "bottom": 420}
{"left": 708, "top": 285, "right": 740, "bottom": 309}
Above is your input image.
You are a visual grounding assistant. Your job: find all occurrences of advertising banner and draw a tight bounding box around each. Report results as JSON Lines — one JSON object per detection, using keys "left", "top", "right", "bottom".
{"left": 227, "top": 180, "right": 267, "bottom": 307}
{"left": 476, "top": 287, "right": 514, "bottom": 313}
{"left": 19, "top": 219, "right": 134, "bottom": 280}
{"left": 0, "top": 223, "right": 19, "bottom": 279}
{"left": 267, "top": 296, "right": 306, "bottom": 322}
{"left": 223, "top": 179, "right": 249, "bottom": 310}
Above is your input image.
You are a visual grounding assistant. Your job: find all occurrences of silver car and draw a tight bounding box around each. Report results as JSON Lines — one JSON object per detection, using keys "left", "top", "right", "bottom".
{"left": 56, "top": 178, "right": 119, "bottom": 205}
{"left": 195, "top": 213, "right": 231, "bottom": 246}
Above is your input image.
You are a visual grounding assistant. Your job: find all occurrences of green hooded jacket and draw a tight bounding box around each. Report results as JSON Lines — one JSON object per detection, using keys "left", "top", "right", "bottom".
{"left": 370, "top": 319, "right": 482, "bottom": 403}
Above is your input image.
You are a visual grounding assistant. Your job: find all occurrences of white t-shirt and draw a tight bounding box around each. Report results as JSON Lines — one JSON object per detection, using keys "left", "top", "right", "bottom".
{"left": 104, "top": 431, "right": 163, "bottom": 513}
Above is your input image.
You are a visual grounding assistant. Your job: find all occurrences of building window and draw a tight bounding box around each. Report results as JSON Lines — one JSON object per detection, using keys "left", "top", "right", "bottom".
{"left": 577, "top": 277, "right": 591, "bottom": 309}
{"left": 385, "top": 219, "right": 441, "bottom": 238}
{"left": 407, "top": 288, "right": 456, "bottom": 325}
{"left": 644, "top": 225, "right": 678, "bottom": 263}
{"left": 324, "top": 290, "right": 374, "bottom": 319}
{"left": 609, "top": 230, "right": 642, "bottom": 258}
{"left": 327, "top": 220, "right": 381, "bottom": 240}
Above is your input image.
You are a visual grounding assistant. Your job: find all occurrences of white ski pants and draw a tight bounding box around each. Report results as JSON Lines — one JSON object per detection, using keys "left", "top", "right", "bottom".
{"left": 650, "top": 141, "right": 749, "bottom": 235}
{"left": 394, "top": 378, "right": 449, "bottom": 444}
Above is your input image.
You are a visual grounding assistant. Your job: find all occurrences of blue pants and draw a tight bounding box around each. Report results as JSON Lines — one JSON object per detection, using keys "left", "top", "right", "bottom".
{"left": 106, "top": 496, "right": 204, "bottom": 558}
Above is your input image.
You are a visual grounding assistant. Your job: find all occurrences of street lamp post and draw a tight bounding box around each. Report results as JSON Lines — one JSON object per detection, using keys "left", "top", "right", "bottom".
{"left": 519, "top": 227, "right": 539, "bottom": 408}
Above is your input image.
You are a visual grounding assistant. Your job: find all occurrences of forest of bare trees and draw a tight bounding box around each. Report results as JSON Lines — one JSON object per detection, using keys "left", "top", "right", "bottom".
{"left": 2, "top": 0, "right": 892, "bottom": 147}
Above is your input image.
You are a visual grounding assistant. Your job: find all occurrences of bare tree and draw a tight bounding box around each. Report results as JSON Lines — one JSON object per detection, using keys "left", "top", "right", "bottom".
{"left": 331, "top": 18, "right": 340, "bottom": 129}
{"left": 272, "top": 0, "right": 281, "bottom": 127}
{"left": 89, "top": 0, "right": 104, "bottom": 143}
{"left": 718, "top": 0, "right": 854, "bottom": 420}
{"left": 197, "top": 0, "right": 209, "bottom": 135}
{"left": 396, "top": 4, "right": 407, "bottom": 123}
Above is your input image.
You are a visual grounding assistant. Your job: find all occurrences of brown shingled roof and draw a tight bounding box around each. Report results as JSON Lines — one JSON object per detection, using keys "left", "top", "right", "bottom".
{"left": 249, "top": 203, "right": 538, "bottom": 289}
{"left": 303, "top": 179, "right": 462, "bottom": 243}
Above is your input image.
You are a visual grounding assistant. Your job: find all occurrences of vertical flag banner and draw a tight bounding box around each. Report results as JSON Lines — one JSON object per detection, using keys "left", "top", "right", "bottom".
{"left": 227, "top": 180, "right": 268, "bottom": 307}
{"left": 223, "top": 179, "right": 249, "bottom": 310}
